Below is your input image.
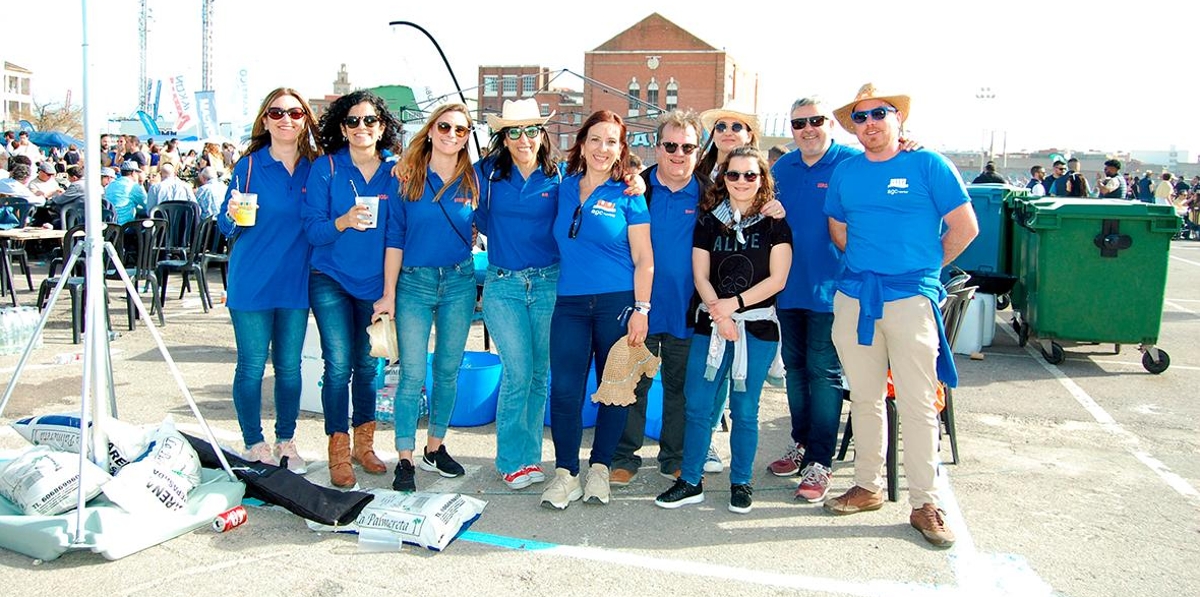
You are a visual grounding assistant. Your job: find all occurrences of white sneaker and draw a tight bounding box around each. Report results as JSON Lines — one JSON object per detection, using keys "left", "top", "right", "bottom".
{"left": 703, "top": 445, "right": 724, "bottom": 474}
{"left": 583, "top": 463, "right": 611, "bottom": 505}
{"left": 274, "top": 440, "right": 308, "bottom": 475}
{"left": 540, "top": 468, "right": 582, "bottom": 510}
{"left": 244, "top": 442, "right": 278, "bottom": 466}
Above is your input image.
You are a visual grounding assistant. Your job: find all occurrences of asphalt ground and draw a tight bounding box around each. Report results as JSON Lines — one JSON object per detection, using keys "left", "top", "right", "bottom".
{"left": 1, "top": 241, "right": 1198, "bottom": 597}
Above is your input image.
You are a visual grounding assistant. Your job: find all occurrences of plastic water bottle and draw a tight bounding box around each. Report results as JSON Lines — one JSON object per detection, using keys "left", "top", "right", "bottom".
{"left": 0, "top": 309, "right": 11, "bottom": 355}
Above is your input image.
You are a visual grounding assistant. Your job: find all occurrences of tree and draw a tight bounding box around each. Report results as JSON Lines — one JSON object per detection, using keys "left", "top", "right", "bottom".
{"left": 30, "top": 100, "right": 84, "bottom": 137}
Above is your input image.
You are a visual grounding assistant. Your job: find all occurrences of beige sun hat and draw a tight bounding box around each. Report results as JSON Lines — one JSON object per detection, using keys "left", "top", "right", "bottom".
{"left": 591, "top": 336, "right": 661, "bottom": 407}
{"left": 833, "top": 82, "right": 911, "bottom": 132}
{"left": 485, "top": 98, "right": 554, "bottom": 131}
{"left": 699, "top": 98, "right": 761, "bottom": 135}
{"left": 366, "top": 314, "right": 398, "bottom": 364}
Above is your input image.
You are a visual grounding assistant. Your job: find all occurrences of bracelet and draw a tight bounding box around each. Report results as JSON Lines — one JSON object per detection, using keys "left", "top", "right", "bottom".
{"left": 633, "top": 300, "right": 651, "bottom": 315}
{"left": 736, "top": 294, "right": 745, "bottom": 309}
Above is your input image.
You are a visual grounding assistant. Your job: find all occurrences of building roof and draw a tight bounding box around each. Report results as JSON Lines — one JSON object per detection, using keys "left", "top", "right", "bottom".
{"left": 4, "top": 62, "right": 32, "bottom": 74}
{"left": 592, "top": 13, "right": 717, "bottom": 53}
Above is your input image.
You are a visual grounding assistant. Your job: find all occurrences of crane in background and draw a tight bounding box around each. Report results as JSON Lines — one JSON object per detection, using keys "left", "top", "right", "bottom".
{"left": 137, "top": 0, "right": 215, "bottom": 111}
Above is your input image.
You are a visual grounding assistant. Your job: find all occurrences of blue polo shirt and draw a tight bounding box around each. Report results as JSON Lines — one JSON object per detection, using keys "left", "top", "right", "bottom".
{"left": 554, "top": 174, "right": 649, "bottom": 296}
{"left": 645, "top": 166, "right": 701, "bottom": 338}
{"left": 218, "top": 147, "right": 313, "bottom": 310}
{"left": 825, "top": 149, "right": 969, "bottom": 300}
{"left": 394, "top": 169, "right": 475, "bottom": 267}
{"left": 473, "top": 156, "right": 561, "bottom": 270}
{"left": 772, "top": 142, "right": 861, "bottom": 313}
{"left": 302, "top": 148, "right": 400, "bottom": 300}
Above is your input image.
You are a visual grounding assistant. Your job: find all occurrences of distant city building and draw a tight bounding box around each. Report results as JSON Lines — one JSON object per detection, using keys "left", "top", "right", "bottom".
{"left": 477, "top": 66, "right": 584, "bottom": 152}
{"left": 1, "top": 61, "right": 33, "bottom": 127}
{"left": 308, "top": 66, "right": 420, "bottom": 151}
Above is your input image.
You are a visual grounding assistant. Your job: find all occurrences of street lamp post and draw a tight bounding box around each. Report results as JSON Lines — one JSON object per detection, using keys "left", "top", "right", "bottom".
{"left": 388, "top": 20, "right": 482, "bottom": 155}
{"left": 975, "top": 86, "right": 995, "bottom": 166}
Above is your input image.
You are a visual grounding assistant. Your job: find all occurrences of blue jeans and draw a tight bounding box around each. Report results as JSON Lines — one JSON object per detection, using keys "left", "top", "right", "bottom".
{"left": 393, "top": 257, "right": 476, "bottom": 452}
{"left": 681, "top": 334, "right": 775, "bottom": 486}
{"left": 228, "top": 307, "right": 308, "bottom": 448}
{"left": 548, "top": 291, "right": 632, "bottom": 475}
{"left": 778, "top": 308, "right": 845, "bottom": 467}
{"left": 309, "top": 271, "right": 377, "bottom": 436}
{"left": 482, "top": 263, "right": 558, "bottom": 475}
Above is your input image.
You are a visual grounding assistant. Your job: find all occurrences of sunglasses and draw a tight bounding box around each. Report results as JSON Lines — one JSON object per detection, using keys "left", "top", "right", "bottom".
{"left": 266, "top": 107, "right": 306, "bottom": 121}
{"left": 723, "top": 170, "right": 760, "bottom": 183}
{"left": 505, "top": 125, "right": 543, "bottom": 141}
{"left": 790, "top": 116, "right": 827, "bottom": 130}
{"left": 436, "top": 121, "right": 470, "bottom": 138}
{"left": 713, "top": 121, "right": 747, "bottom": 134}
{"left": 568, "top": 204, "right": 584, "bottom": 239}
{"left": 659, "top": 141, "right": 699, "bottom": 155}
{"left": 849, "top": 106, "right": 898, "bottom": 124}
{"left": 343, "top": 115, "right": 380, "bottom": 128}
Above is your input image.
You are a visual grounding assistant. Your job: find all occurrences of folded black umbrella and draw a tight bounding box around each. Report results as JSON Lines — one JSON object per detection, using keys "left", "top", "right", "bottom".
{"left": 184, "top": 433, "right": 374, "bottom": 526}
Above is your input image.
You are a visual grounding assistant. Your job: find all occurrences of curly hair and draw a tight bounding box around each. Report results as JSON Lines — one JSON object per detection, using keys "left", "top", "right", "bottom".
{"left": 398, "top": 103, "right": 478, "bottom": 204}
{"left": 565, "top": 110, "right": 630, "bottom": 181}
{"left": 316, "top": 89, "right": 401, "bottom": 155}
{"left": 699, "top": 145, "right": 775, "bottom": 216}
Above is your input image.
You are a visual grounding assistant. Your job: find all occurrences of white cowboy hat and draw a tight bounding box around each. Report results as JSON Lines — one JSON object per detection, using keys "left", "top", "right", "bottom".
{"left": 366, "top": 314, "right": 398, "bottom": 364}
{"left": 485, "top": 98, "right": 554, "bottom": 131}
{"left": 833, "top": 82, "right": 911, "bottom": 132}
{"left": 699, "top": 98, "right": 761, "bottom": 135}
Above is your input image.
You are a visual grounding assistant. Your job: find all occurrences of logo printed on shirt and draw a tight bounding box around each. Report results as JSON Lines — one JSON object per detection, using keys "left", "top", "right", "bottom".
{"left": 817, "top": 182, "right": 828, "bottom": 189}
{"left": 590, "top": 200, "right": 617, "bottom": 217}
{"left": 887, "top": 178, "right": 910, "bottom": 196}
{"left": 541, "top": 192, "right": 550, "bottom": 198}
{"left": 453, "top": 195, "right": 471, "bottom": 205}
{"left": 685, "top": 208, "right": 695, "bottom": 215}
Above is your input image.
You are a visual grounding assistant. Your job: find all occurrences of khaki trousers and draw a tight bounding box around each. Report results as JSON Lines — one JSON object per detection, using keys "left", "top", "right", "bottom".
{"left": 832, "top": 292, "right": 941, "bottom": 508}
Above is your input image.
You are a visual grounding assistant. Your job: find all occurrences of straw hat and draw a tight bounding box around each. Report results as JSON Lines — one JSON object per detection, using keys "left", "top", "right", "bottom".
{"left": 591, "top": 337, "right": 661, "bottom": 407}
{"left": 699, "top": 98, "right": 761, "bottom": 135}
{"left": 366, "top": 314, "right": 398, "bottom": 364}
{"left": 485, "top": 98, "right": 554, "bottom": 131}
{"left": 833, "top": 82, "right": 911, "bottom": 132}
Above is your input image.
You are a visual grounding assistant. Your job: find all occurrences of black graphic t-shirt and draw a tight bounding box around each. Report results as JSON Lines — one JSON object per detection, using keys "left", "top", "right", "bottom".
{"left": 690, "top": 210, "right": 792, "bottom": 341}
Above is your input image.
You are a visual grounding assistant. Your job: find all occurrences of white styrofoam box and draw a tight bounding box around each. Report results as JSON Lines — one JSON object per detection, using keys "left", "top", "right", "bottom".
{"left": 952, "top": 293, "right": 997, "bottom": 355}
{"left": 300, "top": 317, "right": 325, "bottom": 414}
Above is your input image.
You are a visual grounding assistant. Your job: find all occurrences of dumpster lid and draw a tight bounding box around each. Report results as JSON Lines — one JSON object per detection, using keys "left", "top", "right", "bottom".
{"left": 1023, "top": 198, "right": 1179, "bottom": 229}
{"left": 966, "top": 183, "right": 1031, "bottom": 204}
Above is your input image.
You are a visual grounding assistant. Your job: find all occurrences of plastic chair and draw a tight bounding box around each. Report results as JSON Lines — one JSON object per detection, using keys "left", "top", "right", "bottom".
{"left": 0, "top": 197, "right": 35, "bottom": 296}
{"left": 111, "top": 218, "right": 166, "bottom": 329}
{"left": 37, "top": 223, "right": 122, "bottom": 344}
{"left": 156, "top": 215, "right": 212, "bottom": 313}
{"left": 197, "top": 217, "right": 230, "bottom": 304}
{"left": 150, "top": 201, "right": 202, "bottom": 262}
{"left": 59, "top": 203, "right": 84, "bottom": 230}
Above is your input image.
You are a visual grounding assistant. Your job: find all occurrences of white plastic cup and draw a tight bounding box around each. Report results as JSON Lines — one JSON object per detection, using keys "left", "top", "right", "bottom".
{"left": 235, "top": 193, "right": 258, "bottom": 226}
{"left": 355, "top": 196, "right": 379, "bottom": 229}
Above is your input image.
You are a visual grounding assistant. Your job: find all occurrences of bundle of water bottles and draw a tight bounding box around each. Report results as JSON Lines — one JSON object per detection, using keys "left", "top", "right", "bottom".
{"left": 373, "top": 362, "right": 428, "bottom": 424}
{"left": 0, "top": 306, "right": 43, "bottom": 356}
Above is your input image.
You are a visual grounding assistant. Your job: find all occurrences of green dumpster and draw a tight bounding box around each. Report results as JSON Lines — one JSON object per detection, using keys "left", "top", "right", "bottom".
{"left": 1007, "top": 197, "right": 1056, "bottom": 313}
{"left": 1015, "top": 198, "right": 1179, "bottom": 372}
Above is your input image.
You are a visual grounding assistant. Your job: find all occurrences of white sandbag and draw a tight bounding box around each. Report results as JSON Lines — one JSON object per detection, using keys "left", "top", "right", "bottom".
{"left": 0, "top": 447, "right": 111, "bottom": 516}
{"left": 10, "top": 413, "right": 151, "bottom": 475}
{"left": 307, "top": 489, "right": 486, "bottom": 551}
{"left": 101, "top": 417, "right": 202, "bottom": 513}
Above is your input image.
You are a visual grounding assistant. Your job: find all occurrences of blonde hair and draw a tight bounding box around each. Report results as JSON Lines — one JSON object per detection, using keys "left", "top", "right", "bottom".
{"left": 399, "top": 103, "right": 478, "bottom": 204}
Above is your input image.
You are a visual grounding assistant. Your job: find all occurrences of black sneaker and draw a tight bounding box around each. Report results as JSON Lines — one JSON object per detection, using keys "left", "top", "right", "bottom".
{"left": 654, "top": 478, "right": 703, "bottom": 509}
{"left": 729, "top": 483, "right": 753, "bottom": 514}
{"left": 420, "top": 445, "right": 465, "bottom": 478}
{"left": 392, "top": 459, "right": 416, "bottom": 492}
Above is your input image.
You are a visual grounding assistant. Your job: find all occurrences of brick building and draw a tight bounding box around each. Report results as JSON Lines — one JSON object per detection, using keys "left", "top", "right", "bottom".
{"left": 477, "top": 66, "right": 585, "bottom": 154}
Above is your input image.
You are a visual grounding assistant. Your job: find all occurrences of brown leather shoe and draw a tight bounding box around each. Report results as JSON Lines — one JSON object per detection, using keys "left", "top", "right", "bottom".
{"left": 609, "top": 468, "right": 636, "bottom": 487}
{"left": 823, "top": 485, "right": 885, "bottom": 515}
{"left": 328, "top": 432, "right": 355, "bottom": 488}
{"left": 352, "top": 421, "right": 387, "bottom": 474}
{"left": 910, "top": 504, "right": 955, "bottom": 548}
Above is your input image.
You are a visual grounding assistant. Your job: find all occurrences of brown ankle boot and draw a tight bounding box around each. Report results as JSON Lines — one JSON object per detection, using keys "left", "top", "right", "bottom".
{"left": 328, "top": 432, "right": 355, "bottom": 488}
{"left": 352, "top": 421, "right": 387, "bottom": 474}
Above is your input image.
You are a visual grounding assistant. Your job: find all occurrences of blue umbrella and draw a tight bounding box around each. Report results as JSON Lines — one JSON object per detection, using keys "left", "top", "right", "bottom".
{"left": 28, "top": 131, "right": 85, "bottom": 150}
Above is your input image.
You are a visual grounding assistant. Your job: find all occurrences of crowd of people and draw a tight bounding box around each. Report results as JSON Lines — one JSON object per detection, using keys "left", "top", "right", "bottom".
{"left": 2, "top": 82, "right": 983, "bottom": 549}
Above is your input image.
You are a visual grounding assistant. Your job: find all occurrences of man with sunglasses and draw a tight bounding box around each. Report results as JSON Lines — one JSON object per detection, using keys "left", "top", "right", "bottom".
{"left": 1044, "top": 160, "right": 1067, "bottom": 196}
{"left": 822, "top": 83, "right": 977, "bottom": 549}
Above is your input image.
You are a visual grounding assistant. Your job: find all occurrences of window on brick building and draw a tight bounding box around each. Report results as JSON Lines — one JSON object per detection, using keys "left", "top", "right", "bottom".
{"left": 483, "top": 76, "right": 498, "bottom": 97}
{"left": 522, "top": 75, "right": 537, "bottom": 96}
{"left": 502, "top": 75, "right": 517, "bottom": 97}
{"left": 666, "top": 79, "right": 678, "bottom": 111}
{"left": 647, "top": 78, "right": 659, "bottom": 114}
{"left": 541, "top": 103, "right": 550, "bottom": 116}
{"left": 628, "top": 78, "right": 640, "bottom": 118}
{"left": 560, "top": 134, "right": 570, "bottom": 151}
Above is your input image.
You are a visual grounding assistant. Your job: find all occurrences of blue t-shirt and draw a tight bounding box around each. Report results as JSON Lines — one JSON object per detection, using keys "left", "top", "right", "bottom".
{"left": 104, "top": 176, "right": 147, "bottom": 224}
{"left": 218, "top": 147, "right": 313, "bottom": 310}
{"left": 554, "top": 174, "right": 649, "bottom": 296}
{"left": 824, "top": 149, "right": 969, "bottom": 300}
{"left": 645, "top": 166, "right": 701, "bottom": 339}
{"left": 772, "top": 142, "right": 860, "bottom": 313}
{"left": 473, "top": 157, "right": 561, "bottom": 270}
{"left": 302, "top": 148, "right": 400, "bottom": 301}
{"left": 395, "top": 169, "right": 475, "bottom": 268}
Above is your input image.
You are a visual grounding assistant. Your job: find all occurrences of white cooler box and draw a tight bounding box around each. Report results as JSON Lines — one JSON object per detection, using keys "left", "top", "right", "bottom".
{"left": 952, "top": 292, "right": 996, "bottom": 355}
{"left": 300, "top": 317, "right": 326, "bottom": 413}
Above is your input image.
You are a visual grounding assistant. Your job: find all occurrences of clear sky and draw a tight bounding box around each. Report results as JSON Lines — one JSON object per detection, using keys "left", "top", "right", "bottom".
{"left": 4, "top": 0, "right": 1194, "bottom": 155}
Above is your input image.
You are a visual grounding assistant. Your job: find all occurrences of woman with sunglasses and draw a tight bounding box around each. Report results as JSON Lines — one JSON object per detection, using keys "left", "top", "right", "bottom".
{"left": 218, "top": 87, "right": 320, "bottom": 470}
{"left": 655, "top": 146, "right": 792, "bottom": 515}
{"left": 540, "top": 110, "right": 653, "bottom": 510}
{"left": 697, "top": 100, "right": 761, "bottom": 181}
{"left": 301, "top": 90, "right": 400, "bottom": 488}
{"left": 374, "top": 103, "right": 479, "bottom": 492}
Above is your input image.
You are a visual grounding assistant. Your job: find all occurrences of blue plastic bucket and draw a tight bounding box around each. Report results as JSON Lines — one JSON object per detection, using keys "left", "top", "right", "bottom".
{"left": 423, "top": 351, "right": 502, "bottom": 427}
{"left": 644, "top": 373, "right": 664, "bottom": 440}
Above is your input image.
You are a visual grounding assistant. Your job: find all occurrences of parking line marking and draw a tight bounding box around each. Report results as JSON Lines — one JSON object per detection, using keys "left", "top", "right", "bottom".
{"left": 1000, "top": 326, "right": 1200, "bottom": 500}
{"left": 1169, "top": 254, "right": 1200, "bottom": 268}
{"left": 460, "top": 530, "right": 959, "bottom": 596}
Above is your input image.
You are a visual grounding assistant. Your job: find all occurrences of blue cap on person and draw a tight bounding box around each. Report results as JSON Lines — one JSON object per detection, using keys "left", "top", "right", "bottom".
{"left": 832, "top": 83, "right": 912, "bottom": 132}
{"left": 120, "top": 160, "right": 140, "bottom": 173}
